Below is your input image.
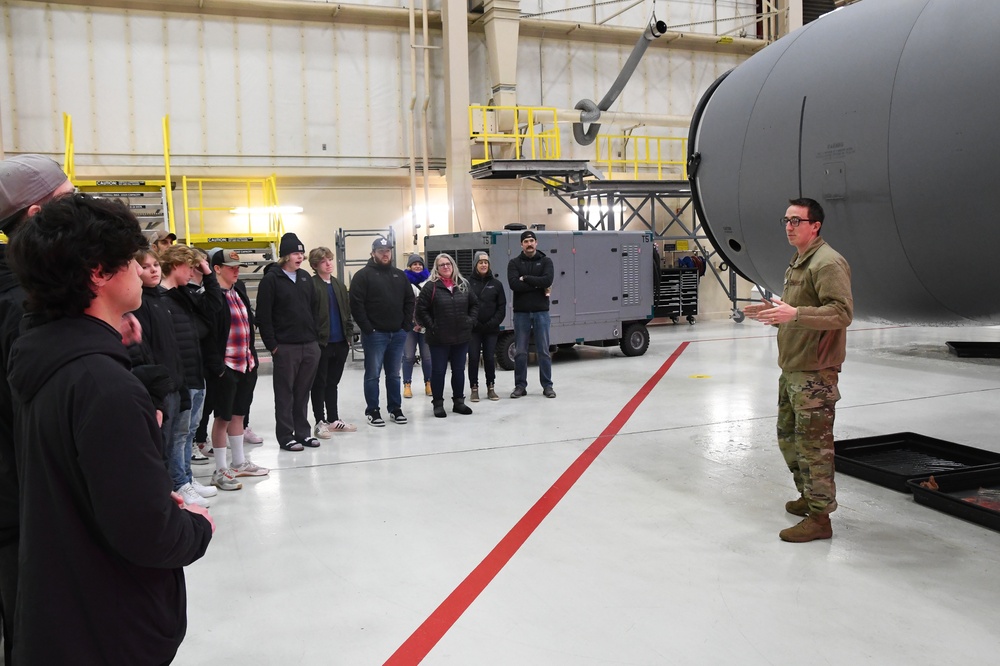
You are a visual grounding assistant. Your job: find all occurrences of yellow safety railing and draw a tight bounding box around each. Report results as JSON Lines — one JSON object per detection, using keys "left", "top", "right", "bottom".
{"left": 595, "top": 134, "right": 688, "bottom": 180}
{"left": 181, "top": 175, "right": 284, "bottom": 248}
{"left": 162, "top": 115, "right": 176, "bottom": 234}
{"left": 469, "top": 105, "right": 561, "bottom": 165}
{"left": 62, "top": 113, "right": 75, "bottom": 182}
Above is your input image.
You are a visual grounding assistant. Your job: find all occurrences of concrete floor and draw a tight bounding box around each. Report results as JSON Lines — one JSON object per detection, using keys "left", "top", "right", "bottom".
{"left": 180, "top": 318, "right": 1000, "bottom": 665}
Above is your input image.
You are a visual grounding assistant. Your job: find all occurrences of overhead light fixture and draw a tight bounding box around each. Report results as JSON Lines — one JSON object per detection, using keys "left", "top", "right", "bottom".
{"left": 229, "top": 205, "right": 304, "bottom": 215}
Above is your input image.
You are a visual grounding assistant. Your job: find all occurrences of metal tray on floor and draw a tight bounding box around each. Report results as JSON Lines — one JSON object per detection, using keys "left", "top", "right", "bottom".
{"left": 834, "top": 432, "right": 1000, "bottom": 492}
{"left": 945, "top": 341, "right": 1000, "bottom": 358}
{"left": 907, "top": 468, "right": 1000, "bottom": 532}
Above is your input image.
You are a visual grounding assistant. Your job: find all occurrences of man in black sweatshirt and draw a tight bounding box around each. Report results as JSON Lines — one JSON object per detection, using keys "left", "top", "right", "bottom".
{"left": 6, "top": 194, "right": 213, "bottom": 665}
{"left": 507, "top": 230, "right": 556, "bottom": 399}
{"left": 349, "top": 236, "right": 414, "bottom": 427}
{"left": 256, "top": 232, "right": 322, "bottom": 451}
{"left": 0, "top": 154, "right": 74, "bottom": 663}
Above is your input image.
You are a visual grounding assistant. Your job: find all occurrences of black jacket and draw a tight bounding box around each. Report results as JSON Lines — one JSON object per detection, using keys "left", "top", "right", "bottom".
{"left": 415, "top": 279, "right": 479, "bottom": 346}
{"left": 312, "top": 274, "right": 353, "bottom": 345}
{"left": 0, "top": 245, "right": 23, "bottom": 545}
{"left": 469, "top": 271, "right": 507, "bottom": 333}
{"left": 256, "top": 263, "right": 319, "bottom": 351}
{"left": 507, "top": 250, "right": 554, "bottom": 313}
{"left": 131, "top": 285, "right": 187, "bottom": 409}
{"left": 349, "top": 257, "right": 414, "bottom": 334}
{"left": 164, "top": 271, "right": 223, "bottom": 390}
{"left": 7, "top": 315, "right": 212, "bottom": 665}
{"left": 205, "top": 279, "right": 258, "bottom": 377}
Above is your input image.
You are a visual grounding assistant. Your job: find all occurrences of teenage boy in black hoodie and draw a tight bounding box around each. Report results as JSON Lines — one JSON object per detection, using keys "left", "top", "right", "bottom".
{"left": 256, "top": 232, "right": 322, "bottom": 451}
{"left": 6, "top": 194, "right": 213, "bottom": 665}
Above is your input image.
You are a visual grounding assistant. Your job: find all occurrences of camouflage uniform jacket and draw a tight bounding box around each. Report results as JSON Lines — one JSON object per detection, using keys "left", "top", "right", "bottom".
{"left": 777, "top": 236, "right": 853, "bottom": 372}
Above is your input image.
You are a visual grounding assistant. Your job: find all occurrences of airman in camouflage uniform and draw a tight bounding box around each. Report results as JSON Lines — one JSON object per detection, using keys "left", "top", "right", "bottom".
{"left": 745, "top": 197, "right": 852, "bottom": 543}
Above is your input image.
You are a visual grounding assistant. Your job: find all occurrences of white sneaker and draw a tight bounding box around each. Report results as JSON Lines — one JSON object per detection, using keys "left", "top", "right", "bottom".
{"left": 191, "top": 479, "right": 218, "bottom": 498}
{"left": 313, "top": 421, "right": 332, "bottom": 439}
{"left": 243, "top": 427, "right": 264, "bottom": 444}
{"left": 179, "top": 482, "right": 210, "bottom": 508}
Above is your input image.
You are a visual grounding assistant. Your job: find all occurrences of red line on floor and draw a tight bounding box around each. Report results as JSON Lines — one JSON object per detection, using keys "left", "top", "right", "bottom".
{"left": 384, "top": 341, "right": 691, "bottom": 665}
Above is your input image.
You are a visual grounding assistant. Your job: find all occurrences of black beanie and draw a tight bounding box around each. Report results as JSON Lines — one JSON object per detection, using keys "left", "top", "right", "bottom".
{"left": 279, "top": 232, "right": 304, "bottom": 256}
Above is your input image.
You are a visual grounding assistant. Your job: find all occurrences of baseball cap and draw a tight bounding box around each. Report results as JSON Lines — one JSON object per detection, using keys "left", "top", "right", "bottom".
{"left": 520, "top": 230, "right": 537, "bottom": 242}
{"left": 210, "top": 247, "right": 241, "bottom": 267}
{"left": 0, "top": 154, "right": 71, "bottom": 228}
{"left": 372, "top": 236, "right": 393, "bottom": 251}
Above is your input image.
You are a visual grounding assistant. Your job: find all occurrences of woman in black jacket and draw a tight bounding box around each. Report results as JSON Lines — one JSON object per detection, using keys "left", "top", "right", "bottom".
{"left": 467, "top": 251, "right": 507, "bottom": 402}
{"left": 415, "top": 253, "right": 478, "bottom": 418}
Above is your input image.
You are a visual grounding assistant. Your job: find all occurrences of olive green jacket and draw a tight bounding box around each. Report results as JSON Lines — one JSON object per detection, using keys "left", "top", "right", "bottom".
{"left": 776, "top": 236, "right": 853, "bottom": 372}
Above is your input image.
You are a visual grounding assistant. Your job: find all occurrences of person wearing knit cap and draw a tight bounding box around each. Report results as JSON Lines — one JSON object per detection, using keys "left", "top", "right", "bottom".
{"left": 402, "top": 253, "right": 432, "bottom": 399}
{"left": 255, "top": 231, "right": 323, "bottom": 450}
{"left": 0, "top": 154, "right": 75, "bottom": 663}
{"left": 467, "top": 251, "right": 506, "bottom": 402}
{"left": 349, "top": 236, "right": 414, "bottom": 426}
{"left": 507, "top": 229, "right": 556, "bottom": 398}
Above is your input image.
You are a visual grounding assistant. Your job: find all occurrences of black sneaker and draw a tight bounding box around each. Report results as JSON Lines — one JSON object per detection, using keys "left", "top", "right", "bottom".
{"left": 389, "top": 408, "right": 407, "bottom": 424}
{"left": 510, "top": 386, "right": 527, "bottom": 398}
{"left": 367, "top": 409, "right": 386, "bottom": 427}
{"left": 543, "top": 386, "right": 556, "bottom": 398}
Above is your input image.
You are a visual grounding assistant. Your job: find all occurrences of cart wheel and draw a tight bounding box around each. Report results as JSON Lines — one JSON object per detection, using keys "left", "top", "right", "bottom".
{"left": 732, "top": 309, "right": 745, "bottom": 324}
{"left": 687, "top": 315, "right": 696, "bottom": 325}
{"left": 671, "top": 316, "right": 679, "bottom": 324}
{"left": 496, "top": 333, "right": 516, "bottom": 371}
{"left": 619, "top": 323, "right": 650, "bottom": 357}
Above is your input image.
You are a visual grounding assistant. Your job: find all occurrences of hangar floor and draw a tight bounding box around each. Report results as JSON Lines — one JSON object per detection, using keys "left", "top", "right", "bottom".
{"left": 179, "top": 318, "right": 1000, "bottom": 665}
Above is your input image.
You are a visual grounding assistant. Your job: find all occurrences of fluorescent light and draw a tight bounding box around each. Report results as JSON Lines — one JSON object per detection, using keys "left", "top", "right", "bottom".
{"left": 229, "top": 205, "right": 304, "bottom": 215}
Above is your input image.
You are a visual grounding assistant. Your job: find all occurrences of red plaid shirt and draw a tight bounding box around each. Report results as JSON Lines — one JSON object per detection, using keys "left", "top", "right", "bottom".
{"left": 224, "top": 288, "right": 256, "bottom": 373}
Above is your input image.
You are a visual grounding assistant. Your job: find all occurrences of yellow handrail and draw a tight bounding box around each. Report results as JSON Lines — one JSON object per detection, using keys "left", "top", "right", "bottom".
{"left": 468, "top": 105, "right": 561, "bottom": 165}
{"left": 182, "top": 174, "right": 284, "bottom": 245}
{"left": 162, "top": 115, "right": 176, "bottom": 234}
{"left": 62, "top": 113, "right": 75, "bottom": 182}
{"left": 595, "top": 134, "right": 688, "bottom": 180}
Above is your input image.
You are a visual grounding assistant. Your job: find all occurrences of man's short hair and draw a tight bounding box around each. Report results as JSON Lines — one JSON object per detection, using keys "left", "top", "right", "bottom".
{"left": 158, "top": 244, "right": 198, "bottom": 275}
{"left": 8, "top": 194, "right": 146, "bottom": 320}
{"left": 308, "top": 246, "right": 334, "bottom": 271}
{"left": 789, "top": 197, "right": 825, "bottom": 226}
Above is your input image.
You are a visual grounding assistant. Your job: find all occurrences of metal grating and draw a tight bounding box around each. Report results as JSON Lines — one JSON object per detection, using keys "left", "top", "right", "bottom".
{"left": 621, "top": 244, "right": 640, "bottom": 305}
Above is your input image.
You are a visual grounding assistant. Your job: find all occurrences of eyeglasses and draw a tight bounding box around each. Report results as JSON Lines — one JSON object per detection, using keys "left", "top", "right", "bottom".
{"left": 781, "top": 216, "right": 815, "bottom": 227}
{"left": 437, "top": 262, "right": 452, "bottom": 268}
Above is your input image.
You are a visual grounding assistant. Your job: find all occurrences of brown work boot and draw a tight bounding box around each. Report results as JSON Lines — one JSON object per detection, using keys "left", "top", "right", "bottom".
{"left": 425, "top": 380, "right": 432, "bottom": 396}
{"left": 470, "top": 386, "right": 479, "bottom": 402}
{"left": 785, "top": 496, "right": 809, "bottom": 517}
{"left": 403, "top": 382, "right": 412, "bottom": 399}
{"left": 779, "top": 513, "right": 832, "bottom": 543}
{"left": 486, "top": 384, "right": 499, "bottom": 401}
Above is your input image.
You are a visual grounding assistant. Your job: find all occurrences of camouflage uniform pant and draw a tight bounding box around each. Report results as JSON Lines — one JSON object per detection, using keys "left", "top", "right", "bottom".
{"left": 777, "top": 369, "right": 840, "bottom": 515}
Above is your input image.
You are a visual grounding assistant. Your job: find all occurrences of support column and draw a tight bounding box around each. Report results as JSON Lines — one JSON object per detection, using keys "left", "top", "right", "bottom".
{"left": 483, "top": 0, "right": 520, "bottom": 128}
{"left": 441, "top": 0, "right": 472, "bottom": 232}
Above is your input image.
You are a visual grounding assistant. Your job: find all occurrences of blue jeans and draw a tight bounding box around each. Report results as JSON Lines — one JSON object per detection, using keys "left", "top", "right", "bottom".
{"left": 402, "top": 329, "right": 431, "bottom": 384}
{"left": 361, "top": 329, "right": 407, "bottom": 414}
{"left": 162, "top": 391, "right": 193, "bottom": 491}
{"left": 513, "top": 311, "right": 552, "bottom": 390}
{"left": 186, "top": 387, "right": 205, "bottom": 453}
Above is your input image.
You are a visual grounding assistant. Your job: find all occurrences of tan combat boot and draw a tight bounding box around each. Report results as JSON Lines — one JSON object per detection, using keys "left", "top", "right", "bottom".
{"left": 785, "top": 497, "right": 809, "bottom": 517}
{"left": 425, "top": 380, "right": 432, "bottom": 396}
{"left": 403, "top": 383, "right": 412, "bottom": 399}
{"left": 779, "top": 513, "right": 832, "bottom": 542}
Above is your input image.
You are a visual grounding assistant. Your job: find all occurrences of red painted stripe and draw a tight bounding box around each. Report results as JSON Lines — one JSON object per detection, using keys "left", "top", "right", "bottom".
{"left": 384, "top": 341, "right": 691, "bottom": 665}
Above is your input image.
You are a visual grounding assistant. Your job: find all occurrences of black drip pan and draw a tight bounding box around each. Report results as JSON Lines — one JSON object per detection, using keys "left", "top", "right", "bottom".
{"left": 908, "top": 468, "right": 1000, "bottom": 532}
{"left": 834, "top": 432, "right": 1000, "bottom": 492}
{"left": 946, "top": 341, "right": 1000, "bottom": 358}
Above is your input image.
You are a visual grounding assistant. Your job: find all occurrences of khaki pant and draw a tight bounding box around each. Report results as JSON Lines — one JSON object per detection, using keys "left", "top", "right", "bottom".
{"left": 777, "top": 369, "right": 840, "bottom": 514}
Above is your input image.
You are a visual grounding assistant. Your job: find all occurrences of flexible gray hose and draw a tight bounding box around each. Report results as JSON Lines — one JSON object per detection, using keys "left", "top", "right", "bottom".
{"left": 573, "top": 19, "right": 667, "bottom": 145}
